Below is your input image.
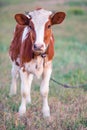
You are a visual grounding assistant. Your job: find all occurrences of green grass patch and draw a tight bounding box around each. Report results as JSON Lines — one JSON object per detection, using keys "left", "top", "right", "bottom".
{"left": 65, "top": 0, "right": 87, "bottom": 7}
{"left": 0, "top": 0, "right": 36, "bottom": 7}
{"left": 68, "top": 8, "right": 85, "bottom": 15}
{"left": 0, "top": 42, "right": 8, "bottom": 52}
{"left": 80, "top": 117, "right": 87, "bottom": 127}
{"left": 52, "top": 38, "right": 87, "bottom": 87}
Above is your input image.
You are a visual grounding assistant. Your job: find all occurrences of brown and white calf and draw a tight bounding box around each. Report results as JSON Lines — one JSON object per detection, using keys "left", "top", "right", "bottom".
{"left": 9, "top": 8, "right": 65, "bottom": 117}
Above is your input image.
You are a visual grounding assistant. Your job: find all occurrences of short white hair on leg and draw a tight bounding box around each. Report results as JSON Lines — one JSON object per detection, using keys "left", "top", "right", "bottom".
{"left": 19, "top": 69, "right": 33, "bottom": 116}
{"left": 40, "top": 62, "right": 52, "bottom": 117}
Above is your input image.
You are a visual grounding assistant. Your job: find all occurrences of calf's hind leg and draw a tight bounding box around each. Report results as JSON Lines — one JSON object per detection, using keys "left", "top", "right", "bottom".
{"left": 9, "top": 62, "right": 19, "bottom": 96}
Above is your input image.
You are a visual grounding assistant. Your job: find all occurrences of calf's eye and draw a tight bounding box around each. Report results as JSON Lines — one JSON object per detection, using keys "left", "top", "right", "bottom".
{"left": 47, "top": 25, "right": 51, "bottom": 29}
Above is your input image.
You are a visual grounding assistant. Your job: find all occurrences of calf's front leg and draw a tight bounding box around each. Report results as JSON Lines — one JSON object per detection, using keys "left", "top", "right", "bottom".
{"left": 19, "top": 69, "right": 33, "bottom": 116}
{"left": 40, "top": 62, "right": 52, "bottom": 117}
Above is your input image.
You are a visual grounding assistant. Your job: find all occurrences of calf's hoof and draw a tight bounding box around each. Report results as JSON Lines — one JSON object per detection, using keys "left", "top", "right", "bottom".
{"left": 42, "top": 107, "right": 50, "bottom": 118}
{"left": 19, "top": 105, "right": 26, "bottom": 116}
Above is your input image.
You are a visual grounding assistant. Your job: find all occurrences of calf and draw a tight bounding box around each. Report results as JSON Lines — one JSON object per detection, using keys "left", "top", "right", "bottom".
{"left": 9, "top": 8, "right": 65, "bottom": 117}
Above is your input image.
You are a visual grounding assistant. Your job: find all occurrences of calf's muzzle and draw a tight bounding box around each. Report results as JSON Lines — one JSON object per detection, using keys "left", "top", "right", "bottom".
{"left": 33, "top": 43, "right": 44, "bottom": 52}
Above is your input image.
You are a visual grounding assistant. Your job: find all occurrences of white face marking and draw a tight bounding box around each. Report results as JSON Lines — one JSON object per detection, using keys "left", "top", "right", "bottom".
{"left": 29, "top": 9, "right": 52, "bottom": 49}
{"left": 22, "top": 27, "right": 30, "bottom": 43}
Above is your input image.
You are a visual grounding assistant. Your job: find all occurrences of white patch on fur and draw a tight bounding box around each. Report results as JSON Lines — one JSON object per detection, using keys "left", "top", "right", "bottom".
{"left": 25, "top": 56, "right": 44, "bottom": 79}
{"left": 22, "top": 26, "right": 29, "bottom": 43}
{"left": 29, "top": 9, "right": 52, "bottom": 50}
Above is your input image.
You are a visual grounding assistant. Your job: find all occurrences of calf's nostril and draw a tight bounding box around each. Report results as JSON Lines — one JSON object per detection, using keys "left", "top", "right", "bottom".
{"left": 34, "top": 44, "right": 37, "bottom": 49}
{"left": 33, "top": 44, "right": 44, "bottom": 50}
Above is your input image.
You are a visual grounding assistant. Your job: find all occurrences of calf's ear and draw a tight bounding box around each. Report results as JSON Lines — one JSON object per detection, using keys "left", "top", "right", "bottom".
{"left": 51, "top": 12, "right": 66, "bottom": 25}
{"left": 15, "top": 14, "right": 30, "bottom": 25}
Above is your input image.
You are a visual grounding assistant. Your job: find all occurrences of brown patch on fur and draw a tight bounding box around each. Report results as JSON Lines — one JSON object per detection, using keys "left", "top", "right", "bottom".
{"left": 9, "top": 23, "right": 36, "bottom": 66}
{"left": 46, "top": 35, "right": 54, "bottom": 61}
{"left": 9, "top": 24, "right": 24, "bottom": 61}
{"left": 20, "top": 31, "right": 34, "bottom": 66}
{"left": 44, "top": 21, "right": 54, "bottom": 61}
{"left": 44, "top": 21, "right": 52, "bottom": 45}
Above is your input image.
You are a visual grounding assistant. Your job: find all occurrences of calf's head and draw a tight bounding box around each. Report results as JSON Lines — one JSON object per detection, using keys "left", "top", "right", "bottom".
{"left": 15, "top": 9, "right": 65, "bottom": 54}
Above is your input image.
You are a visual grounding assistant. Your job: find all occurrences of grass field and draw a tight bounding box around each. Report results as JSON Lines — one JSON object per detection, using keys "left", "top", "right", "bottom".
{"left": 0, "top": 0, "right": 87, "bottom": 129}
